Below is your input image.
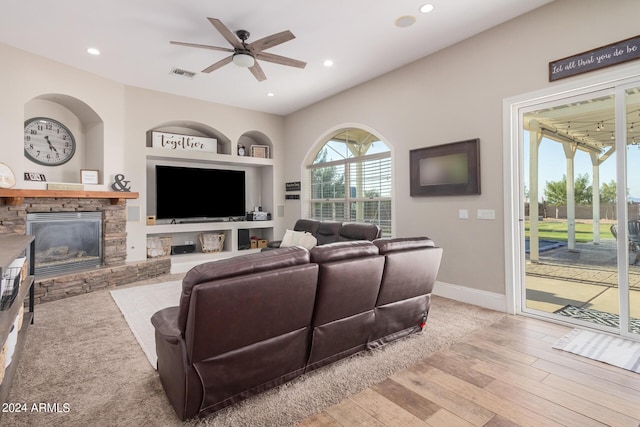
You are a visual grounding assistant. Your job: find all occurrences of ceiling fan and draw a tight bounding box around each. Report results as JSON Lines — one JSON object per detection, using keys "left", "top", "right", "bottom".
{"left": 170, "top": 18, "right": 306, "bottom": 82}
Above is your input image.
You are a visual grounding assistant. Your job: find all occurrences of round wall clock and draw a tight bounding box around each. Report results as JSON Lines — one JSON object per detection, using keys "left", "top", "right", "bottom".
{"left": 24, "top": 117, "right": 76, "bottom": 166}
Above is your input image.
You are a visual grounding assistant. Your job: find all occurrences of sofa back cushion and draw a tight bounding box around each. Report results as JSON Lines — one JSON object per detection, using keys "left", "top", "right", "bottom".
{"left": 307, "top": 241, "right": 385, "bottom": 368}
{"left": 315, "top": 221, "right": 343, "bottom": 245}
{"left": 184, "top": 261, "right": 318, "bottom": 363}
{"left": 294, "top": 219, "right": 320, "bottom": 235}
{"left": 373, "top": 237, "right": 443, "bottom": 305}
{"left": 178, "top": 247, "right": 311, "bottom": 332}
{"left": 309, "top": 241, "right": 383, "bottom": 326}
{"left": 338, "top": 222, "right": 381, "bottom": 242}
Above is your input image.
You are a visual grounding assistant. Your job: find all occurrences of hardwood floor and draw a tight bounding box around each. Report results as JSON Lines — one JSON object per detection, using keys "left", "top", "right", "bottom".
{"left": 296, "top": 315, "right": 640, "bottom": 427}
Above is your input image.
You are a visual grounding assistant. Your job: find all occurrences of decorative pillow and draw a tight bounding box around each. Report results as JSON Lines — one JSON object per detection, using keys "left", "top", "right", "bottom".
{"left": 280, "top": 229, "right": 317, "bottom": 250}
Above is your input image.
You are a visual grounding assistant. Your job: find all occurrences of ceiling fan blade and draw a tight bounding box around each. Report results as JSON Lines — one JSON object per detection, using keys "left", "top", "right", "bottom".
{"left": 248, "top": 30, "right": 295, "bottom": 53}
{"left": 207, "top": 18, "right": 242, "bottom": 49}
{"left": 255, "top": 52, "right": 307, "bottom": 69}
{"left": 202, "top": 56, "right": 233, "bottom": 73}
{"left": 170, "top": 41, "right": 234, "bottom": 53}
{"left": 249, "top": 61, "right": 267, "bottom": 82}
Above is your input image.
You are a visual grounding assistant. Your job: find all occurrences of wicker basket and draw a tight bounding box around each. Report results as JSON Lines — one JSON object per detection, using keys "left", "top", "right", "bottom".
{"left": 199, "top": 233, "right": 225, "bottom": 253}
{"left": 146, "top": 236, "right": 172, "bottom": 258}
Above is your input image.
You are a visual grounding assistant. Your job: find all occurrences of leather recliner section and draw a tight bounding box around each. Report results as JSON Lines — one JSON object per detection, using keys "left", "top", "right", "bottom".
{"left": 368, "top": 237, "right": 443, "bottom": 348}
{"left": 306, "top": 241, "right": 385, "bottom": 371}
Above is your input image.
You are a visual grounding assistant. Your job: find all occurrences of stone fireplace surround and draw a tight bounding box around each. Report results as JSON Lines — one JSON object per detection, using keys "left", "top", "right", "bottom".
{"left": 0, "top": 192, "right": 170, "bottom": 304}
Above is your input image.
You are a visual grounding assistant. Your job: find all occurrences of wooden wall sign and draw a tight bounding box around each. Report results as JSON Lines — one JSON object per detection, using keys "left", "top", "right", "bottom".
{"left": 151, "top": 131, "right": 217, "bottom": 153}
{"left": 549, "top": 35, "right": 640, "bottom": 82}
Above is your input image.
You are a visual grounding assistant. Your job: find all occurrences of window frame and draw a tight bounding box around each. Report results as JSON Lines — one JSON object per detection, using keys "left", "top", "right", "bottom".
{"left": 306, "top": 139, "right": 392, "bottom": 236}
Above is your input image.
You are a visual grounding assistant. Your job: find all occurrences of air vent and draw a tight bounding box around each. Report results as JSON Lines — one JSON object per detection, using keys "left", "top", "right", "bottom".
{"left": 169, "top": 68, "right": 196, "bottom": 78}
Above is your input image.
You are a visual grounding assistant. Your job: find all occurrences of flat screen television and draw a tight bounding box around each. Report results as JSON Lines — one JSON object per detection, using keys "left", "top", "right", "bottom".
{"left": 155, "top": 165, "right": 246, "bottom": 220}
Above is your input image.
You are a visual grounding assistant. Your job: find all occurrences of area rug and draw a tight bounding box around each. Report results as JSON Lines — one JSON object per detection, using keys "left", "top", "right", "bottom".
{"left": 110, "top": 280, "right": 182, "bottom": 367}
{"left": 554, "top": 304, "right": 640, "bottom": 334}
{"left": 553, "top": 328, "right": 640, "bottom": 373}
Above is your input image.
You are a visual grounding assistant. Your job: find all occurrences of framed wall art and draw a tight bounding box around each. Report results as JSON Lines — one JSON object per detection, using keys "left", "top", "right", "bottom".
{"left": 410, "top": 138, "right": 480, "bottom": 196}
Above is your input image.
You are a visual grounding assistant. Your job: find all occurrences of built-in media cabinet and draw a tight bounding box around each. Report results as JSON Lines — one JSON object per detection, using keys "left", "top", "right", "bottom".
{"left": 0, "top": 234, "right": 35, "bottom": 409}
{"left": 145, "top": 146, "right": 275, "bottom": 273}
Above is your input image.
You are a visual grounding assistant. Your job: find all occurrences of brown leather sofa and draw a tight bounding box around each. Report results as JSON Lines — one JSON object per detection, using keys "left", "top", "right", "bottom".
{"left": 152, "top": 237, "right": 442, "bottom": 420}
{"left": 266, "top": 219, "right": 382, "bottom": 249}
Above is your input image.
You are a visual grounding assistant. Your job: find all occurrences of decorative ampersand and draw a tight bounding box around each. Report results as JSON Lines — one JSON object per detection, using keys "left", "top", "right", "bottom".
{"left": 111, "top": 173, "right": 131, "bottom": 192}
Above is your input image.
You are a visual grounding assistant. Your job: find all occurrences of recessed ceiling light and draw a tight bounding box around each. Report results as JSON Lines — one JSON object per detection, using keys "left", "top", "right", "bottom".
{"left": 87, "top": 47, "right": 100, "bottom": 55}
{"left": 395, "top": 16, "right": 416, "bottom": 28}
{"left": 267, "top": 92, "right": 275, "bottom": 97}
{"left": 323, "top": 59, "right": 334, "bottom": 67}
{"left": 419, "top": 4, "right": 435, "bottom": 14}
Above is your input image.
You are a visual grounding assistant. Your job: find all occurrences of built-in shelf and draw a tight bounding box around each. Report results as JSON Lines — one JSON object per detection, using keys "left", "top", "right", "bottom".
{"left": 145, "top": 134, "right": 275, "bottom": 274}
{"left": 145, "top": 147, "right": 272, "bottom": 166}
{"left": 147, "top": 221, "right": 274, "bottom": 274}
{"left": 0, "top": 189, "right": 139, "bottom": 206}
{"left": 147, "top": 220, "right": 274, "bottom": 234}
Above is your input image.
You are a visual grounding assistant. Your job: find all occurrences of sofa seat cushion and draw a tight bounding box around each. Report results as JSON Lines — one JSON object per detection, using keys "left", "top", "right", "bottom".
{"left": 280, "top": 229, "right": 317, "bottom": 249}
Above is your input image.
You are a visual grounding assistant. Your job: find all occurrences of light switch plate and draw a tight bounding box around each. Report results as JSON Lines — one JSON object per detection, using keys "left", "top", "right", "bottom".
{"left": 459, "top": 209, "right": 469, "bottom": 219}
{"left": 477, "top": 209, "right": 496, "bottom": 220}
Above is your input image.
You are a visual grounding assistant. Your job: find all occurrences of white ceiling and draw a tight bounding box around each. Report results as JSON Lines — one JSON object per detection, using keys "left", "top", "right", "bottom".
{"left": 0, "top": 0, "right": 554, "bottom": 116}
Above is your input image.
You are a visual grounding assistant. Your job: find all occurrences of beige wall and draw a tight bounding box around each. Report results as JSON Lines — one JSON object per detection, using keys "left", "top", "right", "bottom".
{"left": 283, "top": 0, "right": 640, "bottom": 297}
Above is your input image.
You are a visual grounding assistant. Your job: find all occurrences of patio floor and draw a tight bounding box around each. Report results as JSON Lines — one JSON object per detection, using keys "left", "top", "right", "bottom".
{"left": 525, "top": 239, "right": 640, "bottom": 320}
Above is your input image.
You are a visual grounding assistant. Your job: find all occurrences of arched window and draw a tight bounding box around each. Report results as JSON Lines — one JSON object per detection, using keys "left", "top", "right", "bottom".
{"left": 306, "top": 128, "right": 392, "bottom": 236}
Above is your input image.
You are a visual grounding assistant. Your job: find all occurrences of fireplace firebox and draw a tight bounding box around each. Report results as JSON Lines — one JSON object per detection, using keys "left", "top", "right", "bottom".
{"left": 26, "top": 212, "right": 103, "bottom": 277}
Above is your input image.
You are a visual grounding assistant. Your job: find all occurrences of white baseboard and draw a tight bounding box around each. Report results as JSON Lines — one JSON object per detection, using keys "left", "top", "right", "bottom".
{"left": 433, "top": 281, "right": 507, "bottom": 312}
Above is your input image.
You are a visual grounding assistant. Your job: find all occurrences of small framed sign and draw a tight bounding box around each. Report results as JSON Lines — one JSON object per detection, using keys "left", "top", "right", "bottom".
{"left": 24, "top": 172, "right": 47, "bottom": 182}
{"left": 81, "top": 169, "right": 100, "bottom": 185}
{"left": 251, "top": 145, "right": 270, "bottom": 158}
{"left": 286, "top": 181, "right": 301, "bottom": 192}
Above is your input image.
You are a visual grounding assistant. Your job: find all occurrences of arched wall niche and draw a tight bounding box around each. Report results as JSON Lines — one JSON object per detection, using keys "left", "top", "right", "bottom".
{"left": 239, "top": 130, "right": 273, "bottom": 158}
{"left": 24, "top": 93, "right": 104, "bottom": 184}
{"left": 146, "top": 121, "right": 232, "bottom": 155}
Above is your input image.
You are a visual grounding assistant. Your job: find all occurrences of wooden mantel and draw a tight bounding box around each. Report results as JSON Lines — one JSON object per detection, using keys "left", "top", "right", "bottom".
{"left": 0, "top": 189, "right": 139, "bottom": 206}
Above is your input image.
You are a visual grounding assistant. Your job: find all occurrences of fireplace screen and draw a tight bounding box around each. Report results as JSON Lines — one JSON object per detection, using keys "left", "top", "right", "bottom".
{"left": 27, "top": 212, "right": 103, "bottom": 277}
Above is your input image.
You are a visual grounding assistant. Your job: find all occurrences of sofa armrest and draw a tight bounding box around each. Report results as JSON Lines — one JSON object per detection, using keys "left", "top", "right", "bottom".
{"left": 151, "top": 306, "right": 181, "bottom": 345}
{"left": 151, "top": 305, "right": 202, "bottom": 420}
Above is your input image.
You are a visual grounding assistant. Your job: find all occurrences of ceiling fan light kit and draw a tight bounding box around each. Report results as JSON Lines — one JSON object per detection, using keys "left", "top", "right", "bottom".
{"left": 233, "top": 53, "right": 255, "bottom": 68}
{"left": 171, "top": 17, "right": 306, "bottom": 81}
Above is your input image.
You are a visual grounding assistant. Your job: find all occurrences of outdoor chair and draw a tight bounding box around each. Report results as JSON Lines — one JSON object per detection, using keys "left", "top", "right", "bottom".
{"left": 610, "top": 220, "right": 640, "bottom": 264}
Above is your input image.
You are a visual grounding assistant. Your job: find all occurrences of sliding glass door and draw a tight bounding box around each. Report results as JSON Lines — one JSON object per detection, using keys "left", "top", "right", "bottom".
{"left": 518, "top": 80, "right": 639, "bottom": 340}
